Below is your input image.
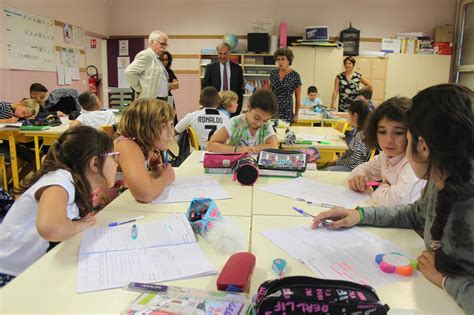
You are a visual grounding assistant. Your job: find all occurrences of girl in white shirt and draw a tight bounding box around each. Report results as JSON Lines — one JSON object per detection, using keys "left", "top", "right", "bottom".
{"left": 347, "top": 97, "right": 425, "bottom": 205}
{"left": 0, "top": 126, "right": 118, "bottom": 287}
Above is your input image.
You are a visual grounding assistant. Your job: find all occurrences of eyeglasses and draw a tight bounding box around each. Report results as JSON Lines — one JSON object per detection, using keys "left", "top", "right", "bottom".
{"left": 102, "top": 151, "right": 120, "bottom": 162}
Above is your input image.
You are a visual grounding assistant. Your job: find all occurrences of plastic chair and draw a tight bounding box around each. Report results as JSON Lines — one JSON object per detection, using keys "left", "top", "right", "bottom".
{"left": 334, "top": 121, "right": 349, "bottom": 134}
{"left": 187, "top": 127, "right": 200, "bottom": 150}
{"left": 369, "top": 149, "right": 377, "bottom": 160}
{"left": 100, "top": 125, "right": 116, "bottom": 137}
{"left": 0, "top": 155, "right": 7, "bottom": 189}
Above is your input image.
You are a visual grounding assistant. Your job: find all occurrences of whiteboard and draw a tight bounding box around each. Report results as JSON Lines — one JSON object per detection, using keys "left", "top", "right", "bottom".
{"left": 3, "top": 6, "right": 55, "bottom": 71}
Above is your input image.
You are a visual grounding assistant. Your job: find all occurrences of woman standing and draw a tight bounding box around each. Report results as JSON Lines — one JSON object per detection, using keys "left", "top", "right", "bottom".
{"left": 330, "top": 56, "right": 371, "bottom": 112}
{"left": 160, "top": 51, "right": 179, "bottom": 124}
{"left": 269, "top": 48, "right": 301, "bottom": 123}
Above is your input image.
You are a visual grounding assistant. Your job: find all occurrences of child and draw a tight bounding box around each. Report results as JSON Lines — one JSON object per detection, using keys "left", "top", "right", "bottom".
{"left": 69, "top": 91, "right": 115, "bottom": 129}
{"left": 301, "top": 86, "right": 323, "bottom": 110}
{"left": 347, "top": 96, "right": 424, "bottom": 206}
{"left": 358, "top": 86, "right": 375, "bottom": 111}
{"left": 30, "top": 83, "right": 65, "bottom": 119}
{"left": 115, "top": 98, "right": 175, "bottom": 203}
{"left": 320, "top": 99, "right": 370, "bottom": 171}
{"left": 218, "top": 90, "right": 239, "bottom": 119}
{"left": 312, "top": 84, "right": 474, "bottom": 314}
{"left": 0, "top": 98, "right": 39, "bottom": 124}
{"left": 0, "top": 126, "right": 117, "bottom": 287}
{"left": 207, "top": 89, "right": 278, "bottom": 154}
{"left": 175, "top": 86, "right": 228, "bottom": 150}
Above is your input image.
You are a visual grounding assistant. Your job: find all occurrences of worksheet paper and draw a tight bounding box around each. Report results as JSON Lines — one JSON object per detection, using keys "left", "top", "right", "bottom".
{"left": 297, "top": 134, "right": 328, "bottom": 142}
{"left": 262, "top": 226, "right": 417, "bottom": 287}
{"left": 77, "top": 243, "right": 215, "bottom": 293}
{"left": 152, "top": 176, "right": 231, "bottom": 204}
{"left": 79, "top": 214, "right": 195, "bottom": 254}
{"left": 258, "top": 177, "right": 369, "bottom": 208}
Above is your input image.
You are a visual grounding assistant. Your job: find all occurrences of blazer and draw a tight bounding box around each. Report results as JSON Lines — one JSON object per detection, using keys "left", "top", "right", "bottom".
{"left": 202, "top": 60, "right": 244, "bottom": 115}
{"left": 124, "top": 48, "right": 165, "bottom": 99}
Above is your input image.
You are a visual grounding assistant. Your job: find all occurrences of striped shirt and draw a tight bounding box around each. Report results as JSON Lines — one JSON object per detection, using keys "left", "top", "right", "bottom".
{"left": 0, "top": 102, "right": 14, "bottom": 120}
{"left": 336, "top": 128, "right": 370, "bottom": 170}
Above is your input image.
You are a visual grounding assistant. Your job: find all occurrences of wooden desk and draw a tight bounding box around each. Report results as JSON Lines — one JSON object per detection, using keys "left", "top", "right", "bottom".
{"left": 0, "top": 128, "right": 34, "bottom": 191}
{"left": 276, "top": 126, "right": 345, "bottom": 141}
{"left": 294, "top": 110, "right": 347, "bottom": 127}
{"left": 250, "top": 215, "right": 463, "bottom": 314}
{"left": 0, "top": 210, "right": 251, "bottom": 314}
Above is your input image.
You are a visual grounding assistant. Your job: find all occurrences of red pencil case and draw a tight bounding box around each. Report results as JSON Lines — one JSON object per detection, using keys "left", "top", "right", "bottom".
{"left": 203, "top": 153, "right": 248, "bottom": 169}
{"left": 216, "top": 252, "right": 256, "bottom": 292}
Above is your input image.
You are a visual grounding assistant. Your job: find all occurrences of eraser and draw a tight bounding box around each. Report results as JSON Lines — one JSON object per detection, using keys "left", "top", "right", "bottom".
{"left": 217, "top": 252, "right": 256, "bottom": 292}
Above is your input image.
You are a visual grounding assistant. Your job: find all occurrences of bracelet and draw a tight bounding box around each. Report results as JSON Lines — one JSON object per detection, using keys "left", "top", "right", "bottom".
{"left": 441, "top": 275, "right": 448, "bottom": 290}
{"left": 234, "top": 146, "right": 239, "bottom": 153}
{"left": 356, "top": 206, "right": 365, "bottom": 224}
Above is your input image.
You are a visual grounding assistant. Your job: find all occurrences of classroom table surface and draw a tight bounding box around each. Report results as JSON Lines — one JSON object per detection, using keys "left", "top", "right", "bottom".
{"left": 250, "top": 215, "right": 463, "bottom": 314}
{"left": 276, "top": 126, "right": 345, "bottom": 142}
{"left": 296, "top": 109, "right": 347, "bottom": 126}
{"left": 0, "top": 210, "right": 251, "bottom": 314}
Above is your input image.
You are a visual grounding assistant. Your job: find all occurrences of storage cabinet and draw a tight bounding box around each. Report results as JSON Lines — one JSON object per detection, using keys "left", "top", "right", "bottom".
{"left": 355, "top": 57, "right": 387, "bottom": 105}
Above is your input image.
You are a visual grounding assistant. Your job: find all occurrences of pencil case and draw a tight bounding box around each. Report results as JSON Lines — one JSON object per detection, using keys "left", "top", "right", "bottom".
{"left": 203, "top": 153, "right": 248, "bottom": 169}
{"left": 216, "top": 252, "right": 256, "bottom": 292}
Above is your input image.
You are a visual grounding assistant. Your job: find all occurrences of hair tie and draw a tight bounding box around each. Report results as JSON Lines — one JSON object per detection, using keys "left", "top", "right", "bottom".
{"left": 430, "top": 239, "right": 442, "bottom": 251}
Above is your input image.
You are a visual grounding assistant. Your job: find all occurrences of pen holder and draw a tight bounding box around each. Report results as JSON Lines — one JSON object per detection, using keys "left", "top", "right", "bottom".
{"left": 232, "top": 155, "right": 259, "bottom": 185}
{"left": 185, "top": 197, "right": 222, "bottom": 237}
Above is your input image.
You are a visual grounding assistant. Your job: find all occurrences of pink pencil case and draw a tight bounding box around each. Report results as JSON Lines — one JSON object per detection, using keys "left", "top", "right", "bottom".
{"left": 203, "top": 153, "right": 248, "bottom": 169}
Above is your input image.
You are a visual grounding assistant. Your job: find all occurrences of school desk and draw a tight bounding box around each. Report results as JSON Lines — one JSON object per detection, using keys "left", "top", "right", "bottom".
{"left": 250, "top": 215, "right": 463, "bottom": 314}
{"left": 293, "top": 109, "right": 347, "bottom": 127}
{"left": 103, "top": 153, "right": 253, "bottom": 217}
{"left": 0, "top": 210, "right": 251, "bottom": 314}
{"left": 0, "top": 127, "right": 34, "bottom": 191}
{"left": 276, "top": 126, "right": 345, "bottom": 141}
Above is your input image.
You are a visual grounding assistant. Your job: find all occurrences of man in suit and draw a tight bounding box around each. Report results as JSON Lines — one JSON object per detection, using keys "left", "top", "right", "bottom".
{"left": 202, "top": 42, "right": 244, "bottom": 116}
{"left": 125, "top": 30, "right": 169, "bottom": 100}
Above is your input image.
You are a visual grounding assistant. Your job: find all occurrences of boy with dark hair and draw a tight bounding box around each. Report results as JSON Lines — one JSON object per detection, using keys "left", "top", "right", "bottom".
{"left": 301, "top": 85, "right": 324, "bottom": 109}
{"left": 175, "top": 86, "right": 228, "bottom": 150}
{"left": 69, "top": 91, "right": 115, "bottom": 129}
{"left": 29, "top": 83, "right": 66, "bottom": 118}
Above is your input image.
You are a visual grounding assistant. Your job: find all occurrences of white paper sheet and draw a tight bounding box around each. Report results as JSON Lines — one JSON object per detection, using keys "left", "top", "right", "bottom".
{"left": 79, "top": 214, "right": 196, "bottom": 254}
{"left": 258, "top": 177, "right": 369, "bottom": 208}
{"left": 56, "top": 65, "right": 65, "bottom": 85}
{"left": 297, "top": 133, "right": 328, "bottom": 142}
{"left": 152, "top": 176, "right": 231, "bottom": 204}
{"left": 77, "top": 243, "right": 215, "bottom": 293}
{"left": 262, "top": 225, "right": 417, "bottom": 287}
{"left": 64, "top": 66, "right": 72, "bottom": 84}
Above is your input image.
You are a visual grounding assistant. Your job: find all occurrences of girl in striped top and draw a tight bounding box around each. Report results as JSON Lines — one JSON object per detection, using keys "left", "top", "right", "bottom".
{"left": 320, "top": 99, "right": 370, "bottom": 172}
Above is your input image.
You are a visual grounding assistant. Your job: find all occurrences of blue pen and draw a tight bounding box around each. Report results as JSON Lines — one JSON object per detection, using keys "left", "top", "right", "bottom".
{"left": 292, "top": 206, "right": 333, "bottom": 225}
{"left": 131, "top": 224, "right": 138, "bottom": 240}
{"left": 165, "top": 150, "right": 169, "bottom": 165}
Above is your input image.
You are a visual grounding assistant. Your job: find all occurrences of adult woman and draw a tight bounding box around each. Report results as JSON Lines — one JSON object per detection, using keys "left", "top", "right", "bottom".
{"left": 269, "top": 48, "right": 301, "bottom": 123}
{"left": 330, "top": 56, "right": 371, "bottom": 112}
{"left": 160, "top": 51, "right": 179, "bottom": 124}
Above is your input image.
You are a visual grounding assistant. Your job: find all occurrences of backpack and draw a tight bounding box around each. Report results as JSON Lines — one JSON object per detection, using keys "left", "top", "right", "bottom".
{"left": 0, "top": 187, "right": 14, "bottom": 220}
{"left": 169, "top": 130, "right": 191, "bottom": 167}
{"left": 254, "top": 276, "right": 389, "bottom": 315}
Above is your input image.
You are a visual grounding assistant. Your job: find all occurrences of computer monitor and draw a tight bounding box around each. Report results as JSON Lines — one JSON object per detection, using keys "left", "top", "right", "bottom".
{"left": 247, "top": 33, "right": 269, "bottom": 53}
{"left": 304, "top": 26, "right": 329, "bottom": 41}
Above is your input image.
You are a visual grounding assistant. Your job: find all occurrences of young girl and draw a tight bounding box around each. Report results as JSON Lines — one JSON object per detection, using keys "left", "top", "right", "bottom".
{"left": 207, "top": 89, "right": 278, "bottom": 154}
{"left": 115, "top": 98, "right": 175, "bottom": 203}
{"left": 312, "top": 84, "right": 474, "bottom": 313}
{"left": 218, "top": 90, "right": 239, "bottom": 119}
{"left": 0, "top": 126, "right": 117, "bottom": 287}
{"left": 347, "top": 97, "right": 424, "bottom": 205}
{"left": 321, "top": 99, "right": 371, "bottom": 172}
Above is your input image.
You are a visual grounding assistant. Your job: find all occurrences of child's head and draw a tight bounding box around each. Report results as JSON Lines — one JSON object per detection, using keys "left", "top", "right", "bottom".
{"left": 358, "top": 86, "right": 373, "bottom": 101}
{"left": 246, "top": 90, "right": 278, "bottom": 129}
{"left": 15, "top": 98, "right": 40, "bottom": 118}
{"left": 407, "top": 84, "right": 473, "bottom": 275}
{"left": 25, "top": 126, "right": 116, "bottom": 216}
{"left": 219, "top": 90, "right": 238, "bottom": 114}
{"left": 118, "top": 98, "right": 175, "bottom": 154}
{"left": 364, "top": 96, "right": 411, "bottom": 157}
{"left": 347, "top": 99, "right": 370, "bottom": 129}
{"left": 307, "top": 86, "right": 318, "bottom": 101}
{"left": 78, "top": 91, "right": 100, "bottom": 111}
{"left": 29, "top": 83, "right": 48, "bottom": 105}
{"left": 200, "top": 86, "right": 220, "bottom": 108}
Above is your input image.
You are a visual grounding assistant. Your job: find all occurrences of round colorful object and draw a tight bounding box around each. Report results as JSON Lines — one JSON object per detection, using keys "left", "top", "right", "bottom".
{"left": 375, "top": 253, "right": 417, "bottom": 277}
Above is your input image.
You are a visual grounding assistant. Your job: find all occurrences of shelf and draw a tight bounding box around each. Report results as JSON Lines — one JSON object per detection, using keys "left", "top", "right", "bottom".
{"left": 243, "top": 73, "right": 270, "bottom": 77}
{"left": 243, "top": 64, "right": 277, "bottom": 68}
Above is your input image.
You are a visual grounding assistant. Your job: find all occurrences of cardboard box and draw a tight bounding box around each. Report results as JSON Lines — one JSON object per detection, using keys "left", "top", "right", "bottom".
{"left": 434, "top": 25, "right": 453, "bottom": 42}
{"left": 433, "top": 42, "right": 453, "bottom": 55}
{"left": 381, "top": 38, "right": 401, "bottom": 53}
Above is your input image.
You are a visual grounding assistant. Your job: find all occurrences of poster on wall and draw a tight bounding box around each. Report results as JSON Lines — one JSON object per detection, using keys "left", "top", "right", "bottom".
{"left": 72, "top": 25, "right": 86, "bottom": 47}
{"left": 63, "top": 23, "right": 72, "bottom": 43}
{"left": 3, "top": 7, "right": 55, "bottom": 71}
{"left": 119, "top": 40, "right": 129, "bottom": 56}
{"left": 117, "top": 56, "right": 131, "bottom": 88}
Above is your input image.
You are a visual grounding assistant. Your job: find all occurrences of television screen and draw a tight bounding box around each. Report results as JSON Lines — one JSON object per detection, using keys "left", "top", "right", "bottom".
{"left": 305, "top": 26, "right": 329, "bottom": 41}
{"left": 247, "top": 33, "right": 269, "bottom": 53}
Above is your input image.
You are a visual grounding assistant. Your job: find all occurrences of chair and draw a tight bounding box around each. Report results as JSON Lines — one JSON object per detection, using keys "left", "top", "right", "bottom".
{"left": 0, "top": 155, "right": 7, "bottom": 189}
{"left": 369, "top": 148, "right": 377, "bottom": 160}
{"left": 187, "top": 127, "right": 200, "bottom": 150}
{"left": 334, "top": 121, "right": 349, "bottom": 134}
{"left": 100, "top": 125, "right": 116, "bottom": 137}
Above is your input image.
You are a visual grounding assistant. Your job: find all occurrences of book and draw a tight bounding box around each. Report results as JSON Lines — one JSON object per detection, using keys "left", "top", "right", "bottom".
{"left": 19, "top": 125, "right": 51, "bottom": 131}
{"left": 77, "top": 214, "right": 215, "bottom": 293}
{"left": 259, "top": 169, "right": 301, "bottom": 178}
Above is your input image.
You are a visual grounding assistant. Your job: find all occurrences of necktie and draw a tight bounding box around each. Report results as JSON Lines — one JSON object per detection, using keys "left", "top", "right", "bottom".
{"left": 223, "top": 64, "right": 229, "bottom": 91}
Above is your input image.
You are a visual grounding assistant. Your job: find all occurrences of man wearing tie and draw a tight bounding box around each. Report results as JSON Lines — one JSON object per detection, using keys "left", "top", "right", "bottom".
{"left": 202, "top": 42, "right": 244, "bottom": 117}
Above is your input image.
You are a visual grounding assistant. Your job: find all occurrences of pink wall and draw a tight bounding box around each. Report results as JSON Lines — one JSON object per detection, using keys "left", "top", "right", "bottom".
{"left": 0, "top": 69, "right": 88, "bottom": 102}
{"left": 172, "top": 74, "right": 201, "bottom": 120}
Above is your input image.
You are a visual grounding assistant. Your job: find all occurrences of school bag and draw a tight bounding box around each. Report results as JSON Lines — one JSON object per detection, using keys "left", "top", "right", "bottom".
{"left": 254, "top": 276, "right": 389, "bottom": 315}
{"left": 0, "top": 187, "right": 14, "bottom": 220}
{"left": 169, "top": 129, "right": 191, "bottom": 167}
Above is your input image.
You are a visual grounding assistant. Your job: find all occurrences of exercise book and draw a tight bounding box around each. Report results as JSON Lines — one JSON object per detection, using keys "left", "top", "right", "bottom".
{"left": 77, "top": 214, "right": 215, "bottom": 293}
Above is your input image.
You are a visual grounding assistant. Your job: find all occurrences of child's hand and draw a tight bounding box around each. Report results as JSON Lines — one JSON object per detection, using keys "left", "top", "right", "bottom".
{"left": 347, "top": 175, "right": 368, "bottom": 192}
{"left": 75, "top": 213, "right": 96, "bottom": 233}
{"left": 8, "top": 117, "right": 18, "bottom": 123}
{"left": 311, "top": 207, "right": 360, "bottom": 230}
{"left": 160, "top": 164, "right": 175, "bottom": 185}
{"left": 239, "top": 146, "right": 257, "bottom": 154}
{"left": 57, "top": 111, "right": 66, "bottom": 117}
{"left": 417, "top": 250, "right": 444, "bottom": 288}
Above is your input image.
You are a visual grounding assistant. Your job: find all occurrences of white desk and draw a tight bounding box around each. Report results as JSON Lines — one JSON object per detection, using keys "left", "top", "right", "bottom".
{"left": 1, "top": 210, "right": 251, "bottom": 314}
{"left": 250, "top": 215, "right": 463, "bottom": 314}
{"left": 276, "top": 126, "right": 345, "bottom": 142}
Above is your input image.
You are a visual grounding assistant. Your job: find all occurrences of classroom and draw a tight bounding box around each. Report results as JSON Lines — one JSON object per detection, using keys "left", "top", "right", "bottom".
{"left": 0, "top": 0, "right": 473, "bottom": 314}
